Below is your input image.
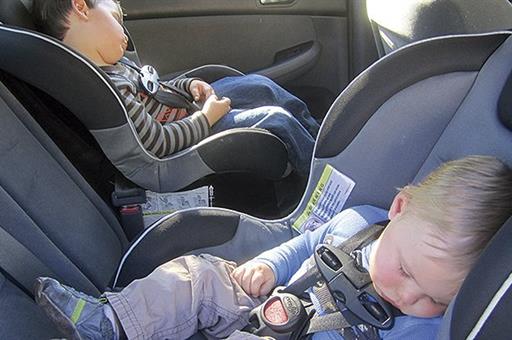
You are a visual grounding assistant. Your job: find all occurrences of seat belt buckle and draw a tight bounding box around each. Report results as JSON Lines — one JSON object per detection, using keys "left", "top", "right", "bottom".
{"left": 245, "top": 287, "right": 308, "bottom": 337}
{"left": 118, "top": 204, "right": 144, "bottom": 240}
{"left": 111, "top": 176, "right": 147, "bottom": 240}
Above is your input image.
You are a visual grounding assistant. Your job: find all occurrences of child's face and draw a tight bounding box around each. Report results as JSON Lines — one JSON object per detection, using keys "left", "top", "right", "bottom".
{"left": 88, "top": 0, "right": 127, "bottom": 64}
{"left": 68, "top": 0, "right": 127, "bottom": 65}
{"left": 369, "top": 193, "right": 460, "bottom": 318}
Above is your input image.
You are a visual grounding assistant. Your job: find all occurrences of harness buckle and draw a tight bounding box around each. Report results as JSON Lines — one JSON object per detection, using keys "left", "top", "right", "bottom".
{"left": 314, "top": 244, "right": 394, "bottom": 329}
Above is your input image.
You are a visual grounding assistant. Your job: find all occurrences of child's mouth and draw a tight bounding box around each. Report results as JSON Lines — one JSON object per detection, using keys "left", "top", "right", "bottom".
{"left": 375, "top": 285, "right": 400, "bottom": 309}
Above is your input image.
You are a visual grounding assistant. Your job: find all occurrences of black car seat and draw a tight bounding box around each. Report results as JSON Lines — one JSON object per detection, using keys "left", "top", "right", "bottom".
{"left": 0, "top": 31, "right": 511, "bottom": 338}
{"left": 0, "top": 2, "right": 290, "bottom": 194}
{"left": 367, "top": 0, "right": 512, "bottom": 57}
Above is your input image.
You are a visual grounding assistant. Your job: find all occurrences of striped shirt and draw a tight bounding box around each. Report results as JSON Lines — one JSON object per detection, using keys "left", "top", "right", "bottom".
{"left": 101, "top": 62, "right": 211, "bottom": 158}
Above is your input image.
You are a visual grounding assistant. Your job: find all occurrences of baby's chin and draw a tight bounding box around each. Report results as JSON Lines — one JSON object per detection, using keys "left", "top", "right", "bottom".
{"left": 398, "top": 305, "right": 446, "bottom": 319}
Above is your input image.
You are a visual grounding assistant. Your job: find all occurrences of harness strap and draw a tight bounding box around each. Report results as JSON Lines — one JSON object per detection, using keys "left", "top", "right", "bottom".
{"left": 338, "top": 222, "right": 386, "bottom": 255}
{"left": 303, "top": 224, "right": 386, "bottom": 338}
{"left": 118, "top": 58, "right": 200, "bottom": 112}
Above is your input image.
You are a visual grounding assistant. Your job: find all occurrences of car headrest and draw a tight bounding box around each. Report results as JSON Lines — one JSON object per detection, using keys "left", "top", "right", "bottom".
{"left": 498, "top": 70, "right": 512, "bottom": 131}
{"left": 0, "top": 0, "right": 35, "bottom": 29}
{"left": 448, "top": 215, "right": 512, "bottom": 338}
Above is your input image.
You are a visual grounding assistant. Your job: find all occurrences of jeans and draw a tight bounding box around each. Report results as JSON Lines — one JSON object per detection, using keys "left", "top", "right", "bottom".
{"left": 211, "top": 74, "right": 319, "bottom": 176}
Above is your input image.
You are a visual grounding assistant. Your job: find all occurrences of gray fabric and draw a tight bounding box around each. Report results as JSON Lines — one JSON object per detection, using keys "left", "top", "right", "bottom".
{"left": 413, "top": 34, "right": 512, "bottom": 181}
{"left": 0, "top": 82, "right": 127, "bottom": 294}
{"left": 436, "top": 298, "right": 455, "bottom": 340}
{"left": 293, "top": 70, "right": 478, "bottom": 216}
{"left": 91, "top": 124, "right": 214, "bottom": 193}
{"left": 367, "top": 0, "right": 512, "bottom": 55}
{"left": 0, "top": 226, "right": 60, "bottom": 293}
{"left": 0, "top": 273, "right": 62, "bottom": 338}
{"left": 187, "top": 215, "right": 294, "bottom": 264}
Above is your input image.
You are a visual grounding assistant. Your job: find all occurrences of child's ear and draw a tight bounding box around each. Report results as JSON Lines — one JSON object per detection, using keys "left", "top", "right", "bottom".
{"left": 71, "top": 0, "right": 90, "bottom": 20}
{"left": 388, "top": 191, "right": 409, "bottom": 220}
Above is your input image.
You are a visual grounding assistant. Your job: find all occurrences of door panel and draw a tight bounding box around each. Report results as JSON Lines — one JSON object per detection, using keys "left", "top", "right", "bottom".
{"left": 122, "top": 0, "right": 349, "bottom": 117}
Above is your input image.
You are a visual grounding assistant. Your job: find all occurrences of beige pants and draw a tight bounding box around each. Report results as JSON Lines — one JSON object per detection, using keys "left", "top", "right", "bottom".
{"left": 106, "top": 254, "right": 264, "bottom": 340}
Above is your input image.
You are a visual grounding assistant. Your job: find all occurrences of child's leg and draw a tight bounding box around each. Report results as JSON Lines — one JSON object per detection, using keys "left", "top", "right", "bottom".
{"left": 35, "top": 254, "right": 263, "bottom": 340}
{"left": 212, "top": 74, "right": 320, "bottom": 137}
{"left": 211, "top": 107, "right": 315, "bottom": 176}
{"left": 105, "top": 254, "right": 263, "bottom": 339}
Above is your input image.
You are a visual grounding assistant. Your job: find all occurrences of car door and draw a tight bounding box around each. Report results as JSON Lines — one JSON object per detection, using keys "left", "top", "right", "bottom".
{"left": 121, "top": 0, "right": 377, "bottom": 118}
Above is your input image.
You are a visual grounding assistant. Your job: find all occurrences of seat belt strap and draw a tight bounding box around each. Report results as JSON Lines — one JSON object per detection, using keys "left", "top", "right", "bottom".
{"left": 338, "top": 222, "right": 387, "bottom": 255}
{"left": 0, "top": 225, "right": 60, "bottom": 296}
{"left": 111, "top": 175, "right": 146, "bottom": 240}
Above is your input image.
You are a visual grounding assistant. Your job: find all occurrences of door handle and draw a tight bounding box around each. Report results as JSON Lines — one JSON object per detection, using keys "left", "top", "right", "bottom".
{"left": 260, "top": 0, "right": 294, "bottom": 5}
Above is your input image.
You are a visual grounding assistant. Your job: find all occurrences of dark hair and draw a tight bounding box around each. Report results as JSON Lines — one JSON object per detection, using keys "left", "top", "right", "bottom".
{"left": 32, "top": 0, "right": 98, "bottom": 40}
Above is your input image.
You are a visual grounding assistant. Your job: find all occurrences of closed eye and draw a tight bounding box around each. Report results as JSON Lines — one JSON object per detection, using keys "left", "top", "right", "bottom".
{"left": 399, "top": 265, "right": 410, "bottom": 278}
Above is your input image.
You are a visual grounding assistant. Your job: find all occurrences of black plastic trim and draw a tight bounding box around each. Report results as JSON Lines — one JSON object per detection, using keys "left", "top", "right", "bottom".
{"left": 0, "top": 25, "right": 128, "bottom": 130}
{"left": 115, "top": 210, "right": 241, "bottom": 286}
{"left": 451, "top": 216, "right": 512, "bottom": 339}
{"left": 198, "top": 128, "right": 288, "bottom": 180}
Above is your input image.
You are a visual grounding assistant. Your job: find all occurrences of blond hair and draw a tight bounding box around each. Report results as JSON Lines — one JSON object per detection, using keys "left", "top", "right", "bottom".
{"left": 401, "top": 155, "right": 512, "bottom": 279}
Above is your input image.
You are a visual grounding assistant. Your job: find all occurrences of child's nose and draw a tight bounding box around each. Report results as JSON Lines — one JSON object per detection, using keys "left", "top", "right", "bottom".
{"left": 398, "top": 289, "right": 420, "bottom": 306}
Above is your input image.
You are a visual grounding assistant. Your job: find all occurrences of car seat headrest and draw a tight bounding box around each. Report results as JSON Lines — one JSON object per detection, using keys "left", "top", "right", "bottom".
{"left": 498, "top": 70, "right": 512, "bottom": 131}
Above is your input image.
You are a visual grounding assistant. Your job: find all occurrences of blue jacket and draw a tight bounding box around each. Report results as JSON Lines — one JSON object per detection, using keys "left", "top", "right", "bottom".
{"left": 254, "top": 205, "right": 441, "bottom": 339}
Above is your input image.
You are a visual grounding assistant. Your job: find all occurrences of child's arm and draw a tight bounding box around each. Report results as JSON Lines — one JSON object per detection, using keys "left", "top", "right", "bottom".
{"left": 117, "top": 86, "right": 228, "bottom": 157}
{"left": 250, "top": 206, "right": 388, "bottom": 286}
{"left": 167, "top": 78, "right": 214, "bottom": 103}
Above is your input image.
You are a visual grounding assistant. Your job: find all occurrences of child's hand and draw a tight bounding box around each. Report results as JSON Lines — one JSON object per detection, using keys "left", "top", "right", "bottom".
{"left": 201, "top": 95, "right": 231, "bottom": 126}
{"left": 189, "top": 80, "right": 215, "bottom": 102}
{"left": 232, "top": 262, "right": 276, "bottom": 297}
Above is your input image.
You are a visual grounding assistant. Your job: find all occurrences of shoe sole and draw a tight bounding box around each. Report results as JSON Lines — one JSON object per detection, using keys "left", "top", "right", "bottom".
{"left": 34, "top": 278, "right": 84, "bottom": 340}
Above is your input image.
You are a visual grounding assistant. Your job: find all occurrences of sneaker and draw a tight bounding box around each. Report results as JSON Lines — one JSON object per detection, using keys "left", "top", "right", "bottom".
{"left": 34, "top": 277, "right": 115, "bottom": 340}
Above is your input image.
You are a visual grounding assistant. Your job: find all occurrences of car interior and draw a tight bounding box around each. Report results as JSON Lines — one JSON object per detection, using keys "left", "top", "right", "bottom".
{"left": 0, "top": 0, "right": 511, "bottom": 339}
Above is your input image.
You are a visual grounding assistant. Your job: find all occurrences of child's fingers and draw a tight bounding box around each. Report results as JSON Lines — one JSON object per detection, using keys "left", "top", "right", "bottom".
{"left": 259, "top": 278, "right": 274, "bottom": 296}
{"left": 232, "top": 266, "right": 245, "bottom": 285}
{"left": 250, "top": 271, "right": 266, "bottom": 297}
{"left": 192, "top": 88, "right": 200, "bottom": 101}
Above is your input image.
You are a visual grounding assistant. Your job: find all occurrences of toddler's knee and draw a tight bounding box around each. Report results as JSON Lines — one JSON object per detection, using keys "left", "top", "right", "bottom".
{"left": 265, "top": 106, "right": 294, "bottom": 119}
{"left": 245, "top": 74, "right": 271, "bottom": 83}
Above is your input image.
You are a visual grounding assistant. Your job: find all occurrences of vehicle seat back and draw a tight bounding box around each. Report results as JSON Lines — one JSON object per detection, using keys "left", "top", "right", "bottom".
{"left": 367, "top": 0, "right": 512, "bottom": 56}
{"left": 0, "top": 80, "right": 129, "bottom": 337}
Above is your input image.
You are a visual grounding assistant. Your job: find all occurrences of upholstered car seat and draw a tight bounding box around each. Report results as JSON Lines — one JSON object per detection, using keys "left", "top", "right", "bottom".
{"left": 0, "top": 24, "right": 289, "bottom": 193}
{"left": 114, "top": 31, "right": 512, "bottom": 338}
{"left": 0, "top": 1, "right": 290, "bottom": 193}
{"left": 367, "top": 0, "right": 512, "bottom": 56}
{"left": 0, "top": 31, "right": 510, "bottom": 338}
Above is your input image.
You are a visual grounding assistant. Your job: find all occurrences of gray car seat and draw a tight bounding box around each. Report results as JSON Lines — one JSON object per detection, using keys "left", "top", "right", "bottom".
{"left": 114, "top": 31, "right": 512, "bottom": 337}
{"left": 0, "top": 31, "right": 511, "bottom": 339}
{"left": 0, "top": 3, "right": 290, "bottom": 194}
{"left": 367, "top": 0, "right": 512, "bottom": 57}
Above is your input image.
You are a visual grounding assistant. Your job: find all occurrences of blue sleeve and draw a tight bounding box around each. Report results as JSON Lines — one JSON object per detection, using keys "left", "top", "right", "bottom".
{"left": 253, "top": 205, "right": 388, "bottom": 285}
{"left": 379, "top": 316, "right": 441, "bottom": 340}
{"left": 309, "top": 316, "right": 441, "bottom": 340}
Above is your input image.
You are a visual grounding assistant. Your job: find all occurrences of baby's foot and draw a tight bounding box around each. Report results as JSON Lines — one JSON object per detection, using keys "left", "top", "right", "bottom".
{"left": 34, "top": 277, "right": 115, "bottom": 340}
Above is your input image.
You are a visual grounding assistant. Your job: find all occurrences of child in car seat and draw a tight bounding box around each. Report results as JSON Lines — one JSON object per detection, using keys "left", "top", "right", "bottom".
{"left": 31, "top": 0, "right": 320, "bottom": 176}
{"left": 35, "top": 155, "right": 512, "bottom": 339}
